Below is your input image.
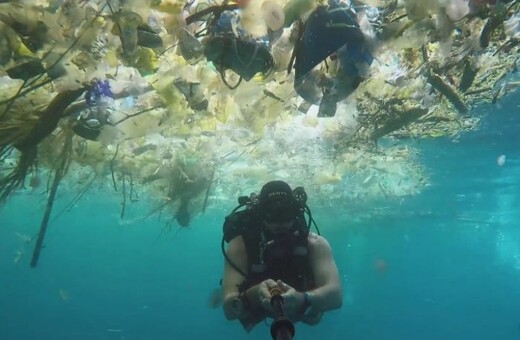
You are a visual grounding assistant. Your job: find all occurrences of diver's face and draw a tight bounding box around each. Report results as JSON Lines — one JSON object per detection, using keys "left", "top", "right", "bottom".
{"left": 261, "top": 200, "right": 296, "bottom": 234}
{"left": 263, "top": 220, "right": 295, "bottom": 234}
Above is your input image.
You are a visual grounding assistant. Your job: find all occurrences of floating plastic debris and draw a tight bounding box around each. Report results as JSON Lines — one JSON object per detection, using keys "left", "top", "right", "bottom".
{"left": 504, "top": 12, "right": 520, "bottom": 39}
{"left": 1, "top": 0, "right": 520, "bottom": 270}
{"left": 497, "top": 154, "right": 506, "bottom": 166}
{"left": 74, "top": 79, "right": 115, "bottom": 141}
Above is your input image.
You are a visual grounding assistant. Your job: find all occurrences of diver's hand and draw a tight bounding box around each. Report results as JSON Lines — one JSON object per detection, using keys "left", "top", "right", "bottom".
{"left": 230, "top": 296, "right": 245, "bottom": 316}
{"left": 278, "top": 280, "right": 305, "bottom": 319}
{"left": 246, "top": 279, "right": 280, "bottom": 312}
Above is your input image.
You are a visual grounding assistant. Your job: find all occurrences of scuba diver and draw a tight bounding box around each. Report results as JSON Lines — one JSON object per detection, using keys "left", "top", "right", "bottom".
{"left": 179, "top": 0, "right": 275, "bottom": 88}
{"left": 221, "top": 180, "right": 342, "bottom": 332}
{"left": 179, "top": 0, "right": 380, "bottom": 116}
{"left": 291, "top": 0, "right": 381, "bottom": 117}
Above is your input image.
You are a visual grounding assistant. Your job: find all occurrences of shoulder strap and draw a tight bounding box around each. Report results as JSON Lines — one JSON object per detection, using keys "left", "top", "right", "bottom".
{"left": 223, "top": 209, "right": 254, "bottom": 242}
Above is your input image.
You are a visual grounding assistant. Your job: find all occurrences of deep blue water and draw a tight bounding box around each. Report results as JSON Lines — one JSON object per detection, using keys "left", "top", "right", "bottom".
{"left": 1, "top": 93, "right": 520, "bottom": 340}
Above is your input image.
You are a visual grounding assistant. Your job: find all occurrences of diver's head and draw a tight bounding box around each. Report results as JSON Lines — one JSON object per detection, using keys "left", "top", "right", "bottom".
{"left": 258, "top": 180, "right": 298, "bottom": 234}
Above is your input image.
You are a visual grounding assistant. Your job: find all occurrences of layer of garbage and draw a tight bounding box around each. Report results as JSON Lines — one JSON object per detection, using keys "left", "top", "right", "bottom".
{"left": 1, "top": 0, "right": 519, "bottom": 229}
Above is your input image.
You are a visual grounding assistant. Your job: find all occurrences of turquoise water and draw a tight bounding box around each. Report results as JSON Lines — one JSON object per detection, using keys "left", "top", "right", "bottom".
{"left": 1, "top": 94, "right": 520, "bottom": 340}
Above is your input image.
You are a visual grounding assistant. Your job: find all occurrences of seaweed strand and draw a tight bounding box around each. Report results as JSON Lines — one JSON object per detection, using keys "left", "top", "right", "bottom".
{"left": 110, "top": 144, "right": 120, "bottom": 191}
{"left": 120, "top": 173, "right": 126, "bottom": 219}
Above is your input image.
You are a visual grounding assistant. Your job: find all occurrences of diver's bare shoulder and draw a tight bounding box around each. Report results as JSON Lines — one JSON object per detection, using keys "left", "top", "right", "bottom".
{"left": 307, "top": 232, "right": 331, "bottom": 250}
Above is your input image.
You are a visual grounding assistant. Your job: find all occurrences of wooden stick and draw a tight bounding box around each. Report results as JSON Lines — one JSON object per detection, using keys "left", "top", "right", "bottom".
{"left": 427, "top": 73, "right": 468, "bottom": 113}
{"left": 30, "top": 133, "right": 71, "bottom": 268}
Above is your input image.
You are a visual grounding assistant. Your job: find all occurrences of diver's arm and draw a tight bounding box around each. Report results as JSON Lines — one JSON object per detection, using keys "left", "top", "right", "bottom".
{"left": 276, "top": 234, "right": 342, "bottom": 324}
{"left": 222, "top": 235, "right": 248, "bottom": 320}
{"left": 222, "top": 236, "right": 276, "bottom": 329}
{"left": 305, "top": 233, "right": 343, "bottom": 313}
